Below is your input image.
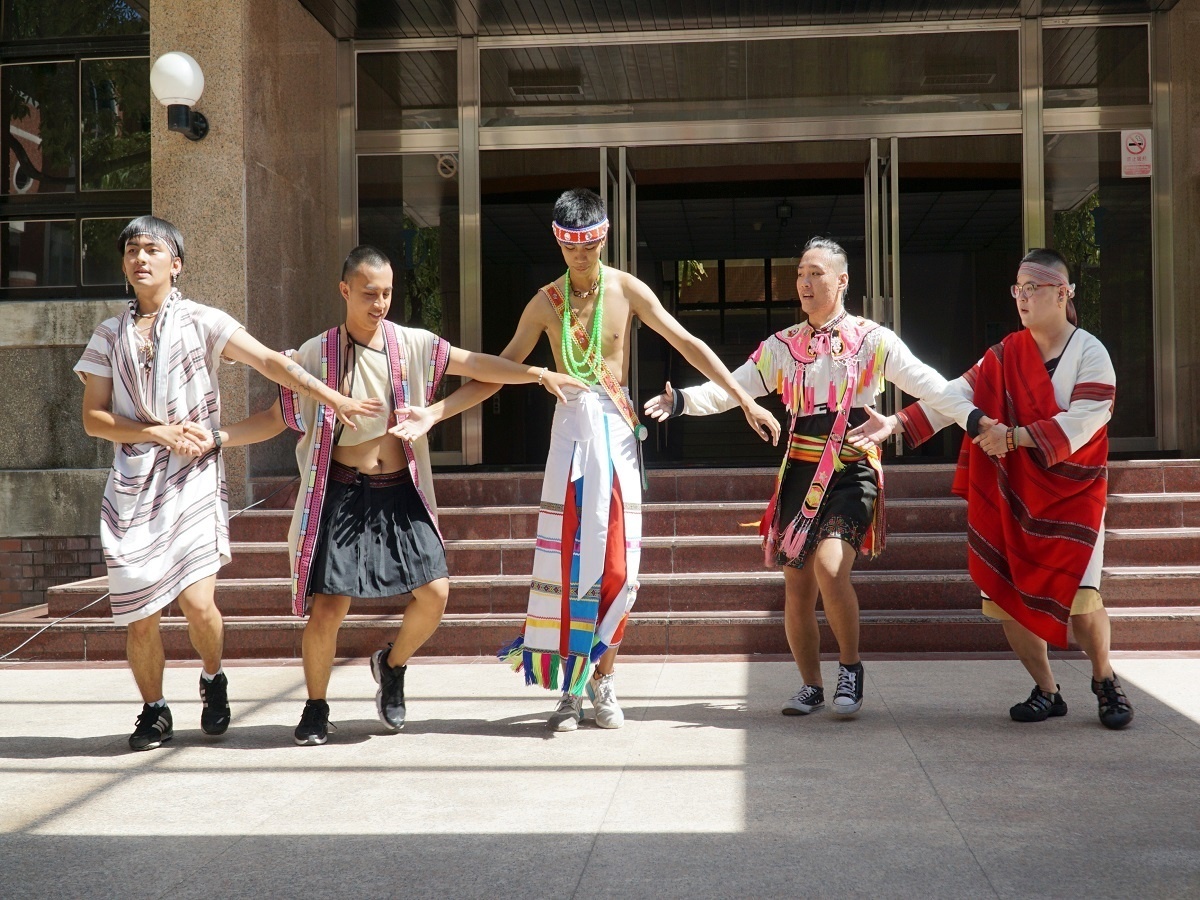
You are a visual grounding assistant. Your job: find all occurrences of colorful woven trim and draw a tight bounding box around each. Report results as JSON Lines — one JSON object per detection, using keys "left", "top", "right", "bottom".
{"left": 552, "top": 218, "right": 609, "bottom": 245}
{"left": 788, "top": 433, "right": 868, "bottom": 465}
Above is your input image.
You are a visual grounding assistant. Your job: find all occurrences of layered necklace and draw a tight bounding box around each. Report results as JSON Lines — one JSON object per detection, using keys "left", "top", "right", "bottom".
{"left": 560, "top": 266, "right": 605, "bottom": 384}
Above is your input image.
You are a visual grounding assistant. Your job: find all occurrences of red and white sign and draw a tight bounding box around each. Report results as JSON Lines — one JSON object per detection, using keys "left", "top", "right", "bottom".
{"left": 1121, "top": 130, "right": 1151, "bottom": 178}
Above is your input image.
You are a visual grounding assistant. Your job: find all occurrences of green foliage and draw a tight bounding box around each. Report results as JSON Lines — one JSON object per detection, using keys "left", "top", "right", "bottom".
{"left": 1052, "top": 192, "right": 1101, "bottom": 334}
{"left": 1, "top": 1, "right": 147, "bottom": 42}
{"left": 402, "top": 216, "right": 443, "bottom": 333}
{"left": 677, "top": 259, "right": 707, "bottom": 287}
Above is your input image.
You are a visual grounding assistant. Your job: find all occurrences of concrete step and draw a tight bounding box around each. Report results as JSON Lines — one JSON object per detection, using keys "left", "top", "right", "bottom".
{"left": 6, "top": 606, "right": 1200, "bottom": 662}
{"left": 229, "top": 492, "right": 1200, "bottom": 544}
{"left": 246, "top": 460, "right": 1200, "bottom": 509}
{"left": 201, "top": 527, "right": 1200, "bottom": 583}
{"left": 43, "top": 565, "right": 1200, "bottom": 620}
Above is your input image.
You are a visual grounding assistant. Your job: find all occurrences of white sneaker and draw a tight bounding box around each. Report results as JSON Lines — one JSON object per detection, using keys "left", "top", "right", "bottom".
{"left": 586, "top": 673, "right": 625, "bottom": 729}
{"left": 547, "top": 693, "right": 584, "bottom": 732}
{"left": 781, "top": 684, "right": 825, "bottom": 716}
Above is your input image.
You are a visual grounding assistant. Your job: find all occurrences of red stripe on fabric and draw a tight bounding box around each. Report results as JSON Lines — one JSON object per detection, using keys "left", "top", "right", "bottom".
{"left": 1070, "top": 382, "right": 1116, "bottom": 403}
{"left": 560, "top": 478, "right": 580, "bottom": 659}
{"left": 1027, "top": 418, "right": 1072, "bottom": 469}
{"left": 596, "top": 473, "right": 628, "bottom": 635}
{"left": 896, "top": 403, "right": 935, "bottom": 448}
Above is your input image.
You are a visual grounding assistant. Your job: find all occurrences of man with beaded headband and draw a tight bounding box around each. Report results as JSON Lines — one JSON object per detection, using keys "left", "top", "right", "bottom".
{"left": 864, "top": 248, "right": 1132, "bottom": 729}
{"left": 398, "top": 188, "right": 780, "bottom": 732}
{"left": 75, "top": 216, "right": 381, "bottom": 751}
{"left": 645, "top": 236, "right": 949, "bottom": 718}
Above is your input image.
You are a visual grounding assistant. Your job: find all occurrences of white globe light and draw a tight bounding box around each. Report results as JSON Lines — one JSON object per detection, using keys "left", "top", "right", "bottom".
{"left": 150, "top": 52, "right": 204, "bottom": 107}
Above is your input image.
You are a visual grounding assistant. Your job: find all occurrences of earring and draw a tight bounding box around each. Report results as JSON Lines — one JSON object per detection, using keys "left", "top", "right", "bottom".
{"left": 125, "top": 281, "right": 130, "bottom": 295}
{"left": 171, "top": 273, "right": 178, "bottom": 286}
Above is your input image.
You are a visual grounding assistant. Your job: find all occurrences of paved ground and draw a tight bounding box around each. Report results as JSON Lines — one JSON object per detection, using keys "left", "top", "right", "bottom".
{"left": 1, "top": 654, "right": 1199, "bottom": 899}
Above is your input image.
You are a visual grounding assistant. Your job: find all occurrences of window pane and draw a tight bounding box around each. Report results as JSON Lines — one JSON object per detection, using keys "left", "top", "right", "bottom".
{"left": 2, "top": 61, "right": 77, "bottom": 196}
{"left": 357, "top": 51, "right": 457, "bottom": 130}
{"left": 1, "top": 1, "right": 148, "bottom": 41}
{"left": 1043, "top": 26, "right": 1149, "bottom": 108}
{"left": 81, "top": 57, "right": 151, "bottom": 191}
{"left": 677, "top": 261, "right": 717, "bottom": 305}
{"left": 357, "top": 153, "right": 461, "bottom": 451}
{"left": 2, "top": 219, "right": 74, "bottom": 288}
{"left": 1045, "top": 131, "right": 1153, "bottom": 439}
{"left": 481, "top": 31, "right": 1019, "bottom": 127}
{"left": 81, "top": 217, "right": 127, "bottom": 285}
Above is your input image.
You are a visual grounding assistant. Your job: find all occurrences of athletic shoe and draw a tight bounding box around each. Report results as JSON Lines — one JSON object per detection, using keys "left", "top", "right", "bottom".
{"left": 1009, "top": 684, "right": 1068, "bottom": 722}
{"left": 129, "top": 704, "right": 174, "bottom": 751}
{"left": 586, "top": 673, "right": 624, "bottom": 729}
{"left": 831, "top": 662, "right": 864, "bottom": 716}
{"left": 199, "top": 672, "right": 230, "bottom": 735}
{"left": 782, "top": 684, "right": 825, "bottom": 716}
{"left": 294, "top": 699, "right": 332, "bottom": 746}
{"left": 1092, "top": 675, "right": 1134, "bottom": 730}
{"left": 547, "top": 693, "right": 584, "bottom": 732}
{"left": 370, "top": 646, "right": 406, "bottom": 731}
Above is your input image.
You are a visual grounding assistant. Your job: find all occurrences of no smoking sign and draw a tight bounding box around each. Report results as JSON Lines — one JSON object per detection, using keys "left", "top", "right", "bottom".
{"left": 1121, "top": 129, "right": 1152, "bottom": 178}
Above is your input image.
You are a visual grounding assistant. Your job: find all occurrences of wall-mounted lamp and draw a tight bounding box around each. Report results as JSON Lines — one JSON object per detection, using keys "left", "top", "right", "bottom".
{"left": 150, "top": 52, "right": 208, "bottom": 141}
{"left": 776, "top": 202, "right": 792, "bottom": 227}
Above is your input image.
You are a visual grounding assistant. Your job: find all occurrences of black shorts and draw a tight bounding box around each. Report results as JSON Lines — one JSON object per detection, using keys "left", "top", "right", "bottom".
{"left": 307, "top": 462, "right": 449, "bottom": 599}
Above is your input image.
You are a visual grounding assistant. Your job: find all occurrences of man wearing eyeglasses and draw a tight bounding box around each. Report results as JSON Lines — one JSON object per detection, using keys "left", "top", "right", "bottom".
{"left": 866, "top": 248, "right": 1132, "bottom": 730}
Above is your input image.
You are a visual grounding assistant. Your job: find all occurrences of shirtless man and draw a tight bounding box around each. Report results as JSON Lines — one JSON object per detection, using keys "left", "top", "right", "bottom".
{"left": 221, "top": 245, "right": 581, "bottom": 744}
{"left": 391, "top": 189, "right": 779, "bottom": 731}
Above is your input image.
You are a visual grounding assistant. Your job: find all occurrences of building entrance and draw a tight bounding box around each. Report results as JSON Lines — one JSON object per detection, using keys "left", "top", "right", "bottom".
{"left": 478, "top": 135, "right": 1022, "bottom": 465}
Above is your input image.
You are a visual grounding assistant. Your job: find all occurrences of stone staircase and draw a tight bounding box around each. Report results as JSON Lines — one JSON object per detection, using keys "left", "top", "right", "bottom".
{"left": 3, "top": 461, "right": 1199, "bottom": 662}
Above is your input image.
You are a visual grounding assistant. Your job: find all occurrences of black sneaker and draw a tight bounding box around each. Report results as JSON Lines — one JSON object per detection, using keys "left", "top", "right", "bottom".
{"left": 370, "top": 645, "right": 406, "bottom": 731}
{"left": 831, "top": 662, "right": 864, "bottom": 716}
{"left": 1009, "top": 684, "right": 1068, "bottom": 722}
{"left": 129, "top": 703, "right": 173, "bottom": 751}
{"left": 199, "top": 672, "right": 230, "bottom": 735}
{"left": 294, "top": 699, "right": 332, "bottom": 746}
{"left": 1092, "top": 675, "right": 1134, "bottom": 730}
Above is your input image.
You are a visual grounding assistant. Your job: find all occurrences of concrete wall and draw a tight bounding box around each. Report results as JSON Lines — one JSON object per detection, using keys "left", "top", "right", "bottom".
{"left": 1169, "top": 0, "right": 1200, "bottom": 456}
{"left": 0, "top": 0, "right": 339, "bottom": 568}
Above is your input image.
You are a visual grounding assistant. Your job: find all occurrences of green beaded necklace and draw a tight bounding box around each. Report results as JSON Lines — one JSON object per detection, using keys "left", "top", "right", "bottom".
{"left": 560, "top": 266, "right": 604, "bottom": 385}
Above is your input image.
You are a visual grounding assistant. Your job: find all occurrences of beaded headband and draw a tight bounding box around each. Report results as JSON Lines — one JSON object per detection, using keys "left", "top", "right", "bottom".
{"left": 1018, "top": 261, "right": 1075, "bottom": 299}
{"left": 553, "top": 218, "right": 609, "bottom": 245}
{"left": 127, "top": 231, "right": 180, "bottom": 259}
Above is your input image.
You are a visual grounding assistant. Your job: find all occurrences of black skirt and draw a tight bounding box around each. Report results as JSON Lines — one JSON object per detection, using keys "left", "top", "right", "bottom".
{"left": 773, "top": 410, "right": 879, "bottom": 570}
{"left": 307, "top": 462, "right": 449, "bottom": 599}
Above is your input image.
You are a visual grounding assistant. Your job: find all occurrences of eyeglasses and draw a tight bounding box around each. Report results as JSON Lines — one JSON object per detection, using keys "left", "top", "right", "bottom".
{"left": 1010, "top": 282, "right": 1059, "bottom": 299}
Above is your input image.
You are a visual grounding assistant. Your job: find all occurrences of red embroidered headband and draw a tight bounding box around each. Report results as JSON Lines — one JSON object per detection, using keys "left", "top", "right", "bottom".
{"left": 553, "top": 218, "right": 609, "bottom": 245}
{"left": 1018, "top": 261, "right": 1075, "bottom": 299}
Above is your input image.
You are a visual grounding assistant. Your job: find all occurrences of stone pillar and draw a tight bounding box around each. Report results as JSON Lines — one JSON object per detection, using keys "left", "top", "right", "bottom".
{"left": 151, "top": 0, "right": 340, "bottom": 499}
{"left": 151, "top": 0, "right": 252, "bottom": 498}
{"left": 1169, "top": 0, "right": 1200, "bottom": 457}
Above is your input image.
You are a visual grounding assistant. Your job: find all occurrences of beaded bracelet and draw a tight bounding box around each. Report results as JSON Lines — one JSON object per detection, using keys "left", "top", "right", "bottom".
{"left": 537, "top": 367, "right": 547, "bottom": 386}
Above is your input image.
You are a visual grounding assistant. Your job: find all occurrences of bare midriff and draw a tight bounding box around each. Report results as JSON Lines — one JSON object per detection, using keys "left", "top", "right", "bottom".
{"left": 332, "top": 431, "right": 408, "bottom": 475}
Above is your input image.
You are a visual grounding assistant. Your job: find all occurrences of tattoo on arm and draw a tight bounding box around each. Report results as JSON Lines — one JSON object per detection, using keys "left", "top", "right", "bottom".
{"left": 284, "top": 362, "right": 319, "bottom": 398}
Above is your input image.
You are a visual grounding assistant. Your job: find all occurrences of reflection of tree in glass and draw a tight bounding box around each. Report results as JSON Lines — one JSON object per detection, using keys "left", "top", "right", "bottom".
{"left": 81, "top": 58, "right": 151, "bottom": 190}
{"left": 1, "top": 1, "right": 147, "bottom": 42}
{"left": 401, "top": 215, "right": 443, "bottom": 333}
{"left": 1053, "top": 192, "right": 1101, "bottom": 335}
{"left": 3, "top": 63, "right": 77, "bottom": 192}
{"left": 677, "top": 260, "right": 707, "bottom": 287}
